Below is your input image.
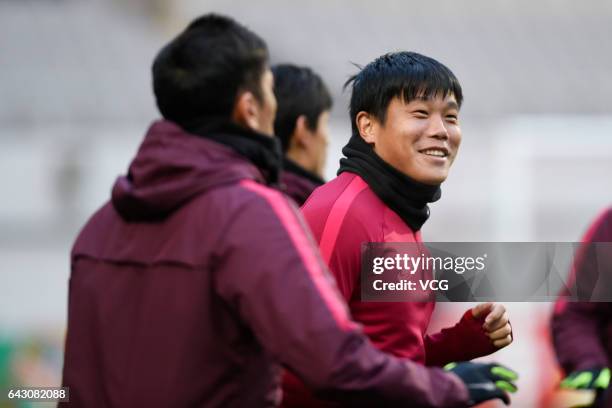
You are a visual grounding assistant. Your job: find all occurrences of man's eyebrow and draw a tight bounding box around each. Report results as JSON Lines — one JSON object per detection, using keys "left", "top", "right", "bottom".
{"left": 407, "top": 96, "right": 459, "bottom": 110}
{"left": 445, "top": 100, "right": 459, "bottom": 110}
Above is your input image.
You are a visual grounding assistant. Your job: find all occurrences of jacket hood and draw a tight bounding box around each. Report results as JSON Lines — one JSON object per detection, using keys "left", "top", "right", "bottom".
{"left": 112, "top": 120, "right": 262, "bottom": 221}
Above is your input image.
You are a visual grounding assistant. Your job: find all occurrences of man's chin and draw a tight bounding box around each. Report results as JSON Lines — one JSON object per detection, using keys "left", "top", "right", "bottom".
{"left": 412, "top": 170, "right": 448, "bottom": 186}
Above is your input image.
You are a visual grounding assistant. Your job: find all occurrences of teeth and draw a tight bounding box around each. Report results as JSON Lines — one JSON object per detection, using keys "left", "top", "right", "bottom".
{"left": 422, "top": 149, "right": 447, "bottom": 157}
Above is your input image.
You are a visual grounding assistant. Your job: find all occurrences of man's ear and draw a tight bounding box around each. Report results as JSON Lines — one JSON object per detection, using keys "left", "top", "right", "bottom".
{"left": 355, "top": 111, "right": 377, "bottom": 145}
{"left": 232, "top": 91, "right": 260, "bottom": 131}
{"left": 291, "top": 115, "right": 312, "bottom": 150}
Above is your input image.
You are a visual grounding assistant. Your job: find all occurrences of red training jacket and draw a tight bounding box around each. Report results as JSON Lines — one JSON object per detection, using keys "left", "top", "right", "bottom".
{"left": 282, "top": 172, "right": 497, "bottom": 407}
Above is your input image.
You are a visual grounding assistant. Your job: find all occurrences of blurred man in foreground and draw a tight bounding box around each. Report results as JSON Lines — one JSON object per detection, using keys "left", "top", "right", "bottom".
{"left": 60, "top": 14, "right": 516, "bottom": 408}
{"left": 273, "top": 64, "right": 331, "bottom": 205}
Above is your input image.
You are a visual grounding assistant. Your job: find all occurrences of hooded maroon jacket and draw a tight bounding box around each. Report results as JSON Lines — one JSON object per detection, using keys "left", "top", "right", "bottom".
{"left": 61, "top": 121, "right": 471, "bottom": 408}
{"left": 552, "top": 207, "right": 612, "bottom": 406}
{"left": 282, "top": 173, "right": 497, "bottom": 407}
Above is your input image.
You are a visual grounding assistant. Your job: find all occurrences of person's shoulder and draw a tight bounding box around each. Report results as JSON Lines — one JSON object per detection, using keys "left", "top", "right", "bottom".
{"left": 182, "top": 179, "right": 294, "bottom": 235}
{"left": 584, "top": 206, "right": 612, "bottom": 242}
{"left": 280, "top": 171, "right": 316, "bottom": 207}
{"left": 196, "top": 178, "right": 283, "bottom": 206}
{"left": 223, "top": 179, "right": 293, "bottom": 215}
{"left": 345, "top": 181, "right": 386, "bottom": 221}
{"left": 599, "top": 206, "right": 612, "bottom": 222}
{"left": 304, "top": 172, "right": 382, "bottom": 209}
{"left": 303, "top": 173, "right": 385, "bottom": 241}
{"left": 71, "top": 201, "right": 118, "bottom": 256}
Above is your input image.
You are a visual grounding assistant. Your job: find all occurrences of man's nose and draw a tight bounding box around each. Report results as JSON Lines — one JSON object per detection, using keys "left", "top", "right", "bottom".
{"left": 427, "top": 115, "right": 449, "bottom": 140}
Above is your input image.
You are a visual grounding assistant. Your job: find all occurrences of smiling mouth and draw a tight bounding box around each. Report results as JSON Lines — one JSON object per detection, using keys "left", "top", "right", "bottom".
{"left": 420, "top": 148, "right": 449, "bottom": 158}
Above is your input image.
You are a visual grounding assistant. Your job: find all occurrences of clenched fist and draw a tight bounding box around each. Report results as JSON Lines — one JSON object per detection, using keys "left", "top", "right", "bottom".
{"left": 472, "top": 302, "right": 513, "bottom": 348}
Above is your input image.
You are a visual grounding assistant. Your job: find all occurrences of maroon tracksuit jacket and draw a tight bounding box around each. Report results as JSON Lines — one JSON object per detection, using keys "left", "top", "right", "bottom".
{"left": 61, "top": 120, "right": 470, "bottom": 408}
{"left": 552, "top": 207, "right": 612, "bottom": 406}
{"left": 280, "top": 159, "right": 324, "bottom": 206}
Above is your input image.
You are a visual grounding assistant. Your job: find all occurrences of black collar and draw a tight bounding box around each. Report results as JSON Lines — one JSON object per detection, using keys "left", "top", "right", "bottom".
{"left": 283, "top": 158, "right": 325, "bottom": 186}
{"left": 184, "top": 118, "right": 282, "bottom": 186}
{"left": 338, "top": 135, "right": 441, "bottom": 231}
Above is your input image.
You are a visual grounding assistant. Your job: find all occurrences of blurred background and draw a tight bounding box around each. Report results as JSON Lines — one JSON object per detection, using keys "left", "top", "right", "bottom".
{"left": 1, "top": 0, "right": 611, "bottom": 406}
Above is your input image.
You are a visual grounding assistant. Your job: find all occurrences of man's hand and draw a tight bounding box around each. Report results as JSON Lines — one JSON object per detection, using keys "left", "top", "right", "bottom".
{"left": 560, "top": 368, "right": 610, "bottom": 408}
{"left": 445, "top": 361, "right": 518, "bottom": 406}
{"left": 472, "top": 302, "right": 513, "bottom": 348}
{"left": 560, "top": 367, "right": 610, "bottom": 391}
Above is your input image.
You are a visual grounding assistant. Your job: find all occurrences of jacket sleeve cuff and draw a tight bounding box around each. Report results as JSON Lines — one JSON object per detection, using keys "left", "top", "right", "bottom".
{"left": 425, "top": 309, "right": 500, "bottom": 366}
{"left": 456, "top": 309, "right": 499, "bottom": 358}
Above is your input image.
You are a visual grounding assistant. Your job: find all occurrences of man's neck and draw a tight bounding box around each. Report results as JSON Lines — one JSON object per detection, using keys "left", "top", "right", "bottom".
{"left": 286, "top": 149, "right": 319, "bottom": 177}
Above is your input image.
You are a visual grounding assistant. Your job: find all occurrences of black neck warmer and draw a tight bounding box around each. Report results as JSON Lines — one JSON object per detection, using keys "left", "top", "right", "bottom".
{"left": 283, "top": 158, "right": 325, "bottom": 186}
{"left": 338, "top": 135, "right": 442, "bottom": 231}
{"left": 184, "top": 118, "right": 282, "bottom": 186}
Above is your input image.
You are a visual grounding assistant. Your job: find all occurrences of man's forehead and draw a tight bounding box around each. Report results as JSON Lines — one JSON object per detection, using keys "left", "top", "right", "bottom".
{"left": 401, "top": 93, "right": 458, "bottom": 107}
{"left": 412, "top": 91, "right": 456, "bottom": 102}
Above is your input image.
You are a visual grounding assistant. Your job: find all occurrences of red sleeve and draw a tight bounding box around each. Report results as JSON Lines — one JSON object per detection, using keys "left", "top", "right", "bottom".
{"left": 551, "top": 208, "right": 612, "bottom": 373}
{"left": 215, "top": 181, "right": 470, "bottom": 406}
{"left": 424, "top": 309, "right": 498, "bottom": 367}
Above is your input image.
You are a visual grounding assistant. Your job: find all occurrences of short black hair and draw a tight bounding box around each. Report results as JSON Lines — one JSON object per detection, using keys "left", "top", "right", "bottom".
{"left": 272, "top": 64, "right": 333, "bottom": 152}
{"left": 345, "top": 51, "right": 462, "bottom": 137}
{"left": 152, "top": 14, "right": 269, "bottom": 128}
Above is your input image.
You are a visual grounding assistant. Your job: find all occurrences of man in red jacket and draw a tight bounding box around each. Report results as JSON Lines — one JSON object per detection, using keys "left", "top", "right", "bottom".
{"left": 272, "top": 64, "right": 331, "bottom": 205}
{"left": 61, "top": 15, "right": 516, "bottom": 408}
{"left": 552, "top": 207, "right": 612, "bottom": 407}
{"left": 282, "top": 52, "right": 515, "bottom": 407}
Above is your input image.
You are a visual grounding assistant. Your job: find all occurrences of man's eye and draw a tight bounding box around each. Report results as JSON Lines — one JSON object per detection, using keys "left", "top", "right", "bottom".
{"left": 413, "top": 110, "right": 428, "bottom": 116}
{"left": 446, "top": 115, "right": 458, "bottom": 121}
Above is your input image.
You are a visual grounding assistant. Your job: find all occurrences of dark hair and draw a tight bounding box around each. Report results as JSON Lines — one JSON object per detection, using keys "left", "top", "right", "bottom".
{"left": 152, "top": 14, "right": 269, "bottom": 128}
{"left": 345, "top": 51, "right": 462, "bottom": 137}
{"left": 272, "top": 64, "right": 333, "bottom": 152}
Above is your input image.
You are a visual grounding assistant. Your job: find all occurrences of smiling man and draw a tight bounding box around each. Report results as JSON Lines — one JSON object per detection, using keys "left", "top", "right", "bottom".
{"left": 282, "top": 51, "right": 515, "bottom": 407}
